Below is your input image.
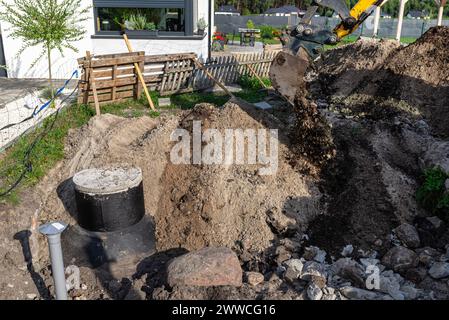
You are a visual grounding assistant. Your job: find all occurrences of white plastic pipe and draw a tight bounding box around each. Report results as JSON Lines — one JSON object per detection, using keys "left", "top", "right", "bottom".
{"left": 373, "top": 6, "right": 381, "bottom": 36}
{"left": 437, "top": 5, "right": 444, "bottom": 26}
{"left": 396, "top": 0, "right": 408, "bottom": 41}
{"left": 39, "top": 222, "right": 68, "bottom": 300}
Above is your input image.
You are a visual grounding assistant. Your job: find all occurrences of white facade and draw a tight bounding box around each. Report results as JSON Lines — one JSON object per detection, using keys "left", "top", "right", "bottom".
{"left": 0, "top": 0, "right": 213, "bottom": 79}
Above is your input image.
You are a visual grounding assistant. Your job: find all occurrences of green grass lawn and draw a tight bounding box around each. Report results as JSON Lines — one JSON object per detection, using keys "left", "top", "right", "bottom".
{"left": 324, "top": 35, "right": 417, "bottom": 50}
{"left": 226, "top": 33, "right": 282, "bottom": 45}
{"left": 0, "top": 81, "right": 268, "bottom": 205}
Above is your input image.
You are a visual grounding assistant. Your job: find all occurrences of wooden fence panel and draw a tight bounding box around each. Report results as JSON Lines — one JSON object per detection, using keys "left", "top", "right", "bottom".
{"left": 78, "top": 50, "right": 278, "bottom": 106}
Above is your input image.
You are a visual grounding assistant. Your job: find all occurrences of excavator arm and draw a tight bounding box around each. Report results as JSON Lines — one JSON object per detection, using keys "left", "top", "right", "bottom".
{"left": 332, "top": 0, "right": 385, "bottom": 40}
{"left": 289, "top": 0, "right": 385, "bottom": 58}
{"left": 270, "top": 0, "right": 385, "bottom": 104}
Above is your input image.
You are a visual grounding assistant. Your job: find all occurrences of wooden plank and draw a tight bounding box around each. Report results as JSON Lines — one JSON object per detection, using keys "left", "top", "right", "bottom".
{"left": 90, "top": 55, "right": 145, "bottom": 68}
{"left": 94, "top": 77, "right": 137, "bottom": 90}
{"left": 92, "top": 66, "right": 135, "bottom": 79}
{"left": 135, "top": 52, "right": 145, "bottom": 99}
{"left": 87, "top": 90, "right": 134, "bottom": 103}
{"left": 111, "top": 64, "right": 118, "bottom": 101}
{"left": 81, "top": 85, "right": 135, "bottom": 95}
{"left": 144, "top": 53, "right": 197, "bottom": 63}
{"left": 160, "top": 61, "right": 170, "bottom": 93}
{"left": 91, "top": 51, "right": 143, "bottom": 60}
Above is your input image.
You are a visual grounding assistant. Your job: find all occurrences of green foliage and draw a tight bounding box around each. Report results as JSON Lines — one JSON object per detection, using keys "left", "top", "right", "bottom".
{"left": 125, "top": 12, "right": 156, "bottom": 30}
{"left": 259, "top": 25, "right": 275, "bottom": 39}
{"left": 39, "top": 87, "right": 59, "bottom": 100}
{"left": 197, "top": 17, "right": 208, "bottom": 30}
{"left": 0, "top": 0, "right": 90, "bottom": 68}
{"left": 242, "top": 8, "right": 251, "bottom": 16}
{"left": 416, "top": 167, "right": 449, "bottom": 221}
{"left": 246, "top": 19, "right": 255, "bottom": 29}
{"left": 0, "top": 104, "right": 93, "bottom": 203}
{"left": 238, "top": 74, "right": 271, "bottom": 90}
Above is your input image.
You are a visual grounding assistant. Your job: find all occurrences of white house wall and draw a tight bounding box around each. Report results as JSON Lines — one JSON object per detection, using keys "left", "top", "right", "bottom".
{"left": 0, "top": 0, "right": 94, "bottom": 79}
{"left": 92, "top": 37, "right": 209, "bottom": 61}
{"left": 0, "top": 0, "right": 210, "bottom": 79}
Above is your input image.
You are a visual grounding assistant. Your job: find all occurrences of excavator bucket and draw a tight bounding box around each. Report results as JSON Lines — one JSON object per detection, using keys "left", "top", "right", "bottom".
{"left": 268, "top": 6, "right": 318, "bottom": 104}
{"left": 269, "top": 1, "right": 349, "bottom": 104}
{"left": 269, "top": 51, "right": 310, "bottom": 105}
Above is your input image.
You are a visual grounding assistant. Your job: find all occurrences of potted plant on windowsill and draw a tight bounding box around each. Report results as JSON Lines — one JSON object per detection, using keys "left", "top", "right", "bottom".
{"left": 124, "top": 13, "right": 158, "bottom": 37}
{"left": 197, "top": 17, "right": 208, "bottom": 36}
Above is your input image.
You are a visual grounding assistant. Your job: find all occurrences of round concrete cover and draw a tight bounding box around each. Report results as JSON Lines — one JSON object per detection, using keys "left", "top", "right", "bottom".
{"left": 73, "top": 166, "right": 142, "bottom": 195}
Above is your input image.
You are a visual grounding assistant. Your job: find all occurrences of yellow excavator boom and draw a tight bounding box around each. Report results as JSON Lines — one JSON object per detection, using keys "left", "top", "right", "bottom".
{"left": 334, "top": 0, "right": 385, "bottom": 39}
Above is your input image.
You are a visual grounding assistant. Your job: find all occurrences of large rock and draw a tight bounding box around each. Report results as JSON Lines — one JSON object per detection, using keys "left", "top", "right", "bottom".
{"left": 428, "top": 262, "right": 449, "bottom": 279}
{"left": 394, "top": 223, "right": 420, "bottom": 249}
{"left": 167, "top": 247, "right": 243, "bottom": 287}
{"left": 382, "top": 246, "right": 418, "bottom": 273}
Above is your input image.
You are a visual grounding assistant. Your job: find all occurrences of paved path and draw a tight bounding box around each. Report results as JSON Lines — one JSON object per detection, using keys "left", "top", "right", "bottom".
{"left": 0, "top": 78, "right": 49, "bottom": 107}
{"left": 0, "top": 78, "right": 78, "bottom": 150}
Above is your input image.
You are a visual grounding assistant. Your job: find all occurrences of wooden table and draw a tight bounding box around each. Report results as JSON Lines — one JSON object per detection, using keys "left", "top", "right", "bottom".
{"left": 238, "top": 28, "right": 260, "bottom": 47}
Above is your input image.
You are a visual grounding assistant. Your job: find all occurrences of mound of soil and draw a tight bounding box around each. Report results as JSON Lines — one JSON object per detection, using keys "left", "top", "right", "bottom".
{"left": 316, "top": 27, "right": 449, "bottom": 137}
{"left": 154, "top": 102, "right": 322, "bottom": 252}
{"left": 34, "top": 102, "right": 322, "bottom": 256}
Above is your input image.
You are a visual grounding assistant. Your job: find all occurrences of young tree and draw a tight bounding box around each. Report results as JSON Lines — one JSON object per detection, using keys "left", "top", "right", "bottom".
{"left": 0, "top": 0, "right": 90, "bottom": 98}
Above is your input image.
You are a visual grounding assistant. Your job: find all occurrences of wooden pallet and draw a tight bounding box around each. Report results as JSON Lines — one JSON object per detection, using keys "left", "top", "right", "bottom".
{"left": 78, "top": 51, "right": 279, "bottom": 106}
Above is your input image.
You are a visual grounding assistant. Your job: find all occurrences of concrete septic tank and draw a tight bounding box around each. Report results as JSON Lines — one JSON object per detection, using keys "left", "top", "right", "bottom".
{"left": 61, "top": 166, "right": 155, "bottom": 269}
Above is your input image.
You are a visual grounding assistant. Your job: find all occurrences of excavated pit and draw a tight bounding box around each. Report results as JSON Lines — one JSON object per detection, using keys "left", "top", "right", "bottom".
{"left": 1, "top": 27, "right": 449, "bottom": 300}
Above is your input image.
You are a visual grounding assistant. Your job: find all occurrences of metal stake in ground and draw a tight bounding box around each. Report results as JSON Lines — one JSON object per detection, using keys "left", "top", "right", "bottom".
{"left": 39, "top": 222, "right": 68, "bottom": 300}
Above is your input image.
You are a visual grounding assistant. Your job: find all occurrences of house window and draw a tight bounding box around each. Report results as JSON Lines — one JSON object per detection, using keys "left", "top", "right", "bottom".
{"left": 93, "top": 0, "right": 196, "bottom": 37}
{"left": 97, "top": 8, "right": 185, "bottom": 33}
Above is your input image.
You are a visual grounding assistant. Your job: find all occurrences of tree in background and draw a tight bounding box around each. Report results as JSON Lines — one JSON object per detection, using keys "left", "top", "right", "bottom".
{"left": 0, "top": 0, "right": 90, "bottom": 98}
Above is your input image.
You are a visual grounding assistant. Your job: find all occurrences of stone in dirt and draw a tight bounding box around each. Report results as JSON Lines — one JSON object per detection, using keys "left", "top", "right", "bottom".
{"left": 404, "top": 268, "right": 427, "bottom": 283}
{"left": 416, "top": 247, "right": 441, "bottom": 267}
{"left": 300, "top": 261, "right": 327, "bottom": 282}
{"left": 275, "top": 246, "right": 292, "bottom": 265}
{"left": 394, "top": 223, "right": 420, "bottom": 249}
{"left": 426, "top": 216, "right": 444, "bottom": 230}
{"left": 158, "top": 98, "right": 171, "bottom": 107}
{"left": 378, "top": 270, "right": 404, "bottom": 300}
{"left": 167, "top": 247, "right": 242, "bottom": 287}
{"left": 341, "top": 245, "right": 354, "bottom": 257}
{"left": 303, "top": 246, "right": 326, "bottom": 263}
{"left": 307, "top": 282, "right": 323, "bottom": 300}
{"left": 331, "top": 258, "right": 365, "bottom": 288}
{"left": 254, "top": 101, "right": 273, "bottom": 110}
{"left": 245, "top": 272, "right": 264, "bottom": 286}
{"left": 428, "top": 262, "right": 449, "bottom": 279}
{"left": 382, "top": 246, "right": 418, "bottom": 273}
{"left": 283, "top": 259, "right": 304, "bottom": 283}
{"left": 339, "top": 286, "right": 382, "bottom": 300}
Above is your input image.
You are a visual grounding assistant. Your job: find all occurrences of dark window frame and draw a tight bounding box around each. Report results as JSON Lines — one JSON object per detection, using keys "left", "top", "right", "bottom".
{"left": 93, "top": 0, "right": 196, "bottom": 37}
